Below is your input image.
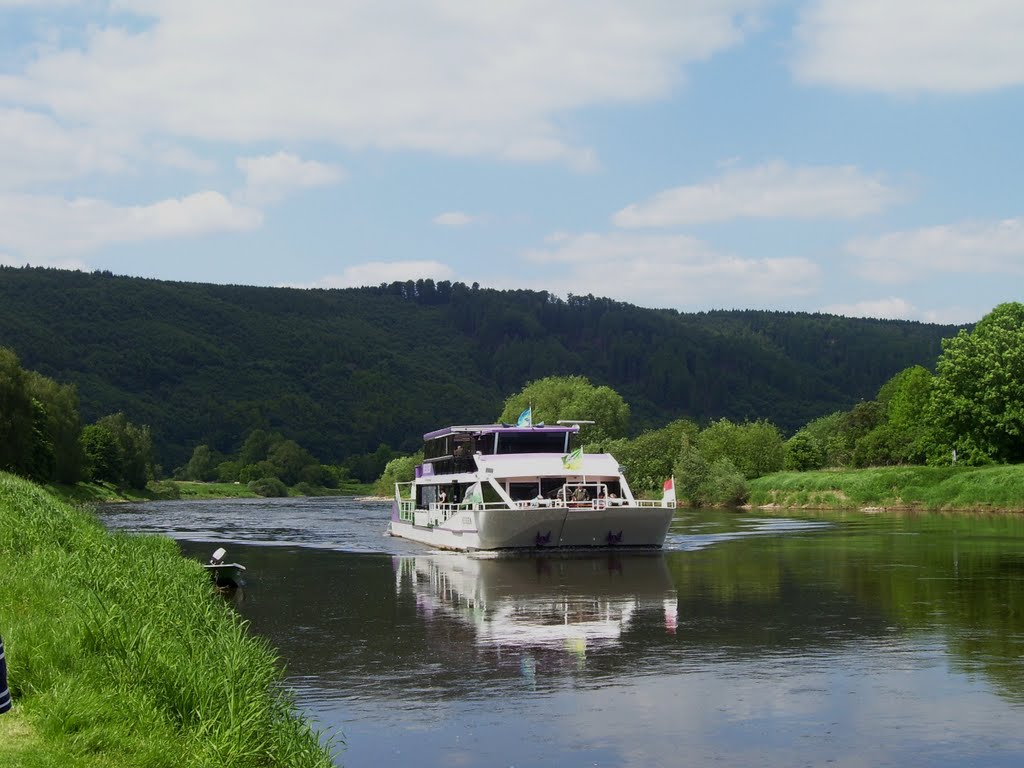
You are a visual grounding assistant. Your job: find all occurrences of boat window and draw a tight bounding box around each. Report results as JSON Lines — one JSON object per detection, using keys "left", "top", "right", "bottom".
{"left": 508, "top": 482, "right": 540, "bottom": 501}
{"left": 495, "top": 432, "right": 569, "bottom": 455}
{"left": 473, "top": 434, "right": 496, "bottom": 455}
{"left": 452, "top": 440, "right": 475, "bottom": 472}
{"left": 540, "top": 478, "right": 565, "bottom": 499}
{"left": 423, "top": 436, "right": 451, "bottom": 460}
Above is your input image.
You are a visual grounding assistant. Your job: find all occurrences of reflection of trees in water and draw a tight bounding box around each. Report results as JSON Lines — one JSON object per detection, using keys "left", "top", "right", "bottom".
{"left": 664, "top": 510, "right": 1024, "bottom": 703}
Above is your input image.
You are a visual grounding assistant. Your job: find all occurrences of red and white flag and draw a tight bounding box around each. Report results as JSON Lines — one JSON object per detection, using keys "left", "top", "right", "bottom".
{"left": 662, "top": 477, "right": 675, "bottom": 504}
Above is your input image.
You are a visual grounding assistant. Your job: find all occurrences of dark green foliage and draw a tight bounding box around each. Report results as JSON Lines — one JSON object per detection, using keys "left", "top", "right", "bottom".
{"left": 268, "top": 439, "right": 316, "bottom": 485}
{"left": 0, "top": 347, "right": 86, "bottom": 482}
{"left": 798, "top": 412, "right": 853, "bottom": 468}
{"left": 0, "top": 267, "right": 958, "bottom": 470}
{"left": 216, "top": 460, "right": 242, "bottom": 482}
{"left": 706, "top": 458, "right": 749, "bottom": 506}
{"left": 26, "top": 370, "right": 84, "bottom": 483}
{"left": 499, "top": 375, "right": 630, "bottom": 443}
{"left": 373, "top": 451, "right": 424, "bottom": 496}
{"left": 696, "top": 418, "right": 785, "bottom": 479}
{"left": 594, "top": 418, "right": 698, "bottom": 495}
{"left": 248, "top": 476, "right": 288, "bottom": 497}
{"left": 204, "top": 429, "right": 337, "bottom": 492}
{"left": 343, "top": 443, "right": 396, "bottom": 483}
{"left": 930, "top": 302, "right": 1024, "bottom": 464}
{"left": 673, "top": 444, "right": 749, "bottom": 506}
{"left": 28, "top": 397, "right": 57, "bottom": 479}
{"left": 182, "top": 444, "right": 220, "bottom": 481}
{"left": 785, "top": 432, "right": 824, "bottom": 471}
{"left": 675, "top": 445, "right": 710, "bottom": 504}
{"left": 0, "top": 347, "right": 34, "bottom": 476}
{"left": 82, "top": 412, "right": 155, "bottom": 489}
{"left": 239, "top": 429, "right": 274, "bottom": 466}
{"left": 81, "top": 422, "right": 122, "bottom": 482}
{"left": 847, "top": 367, "right": 938, "bottom": 467}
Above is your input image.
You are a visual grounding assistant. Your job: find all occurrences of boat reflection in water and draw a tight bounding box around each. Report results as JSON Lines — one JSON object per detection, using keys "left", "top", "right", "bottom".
{"left": 393, "top": 553, "right": 678, "bottom": 674}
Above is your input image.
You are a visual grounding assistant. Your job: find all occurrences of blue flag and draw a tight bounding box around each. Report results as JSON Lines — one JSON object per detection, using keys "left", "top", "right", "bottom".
{"left": 517, "top": 406, "right": 533, "bottom": 427}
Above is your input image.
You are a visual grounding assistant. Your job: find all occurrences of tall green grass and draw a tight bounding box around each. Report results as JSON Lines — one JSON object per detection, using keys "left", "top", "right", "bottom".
{"left": 748, "top": 465, "right": 1024, "bottom": 511}
{"left": 0, "top": 473, "right": 335, "bottom": 767}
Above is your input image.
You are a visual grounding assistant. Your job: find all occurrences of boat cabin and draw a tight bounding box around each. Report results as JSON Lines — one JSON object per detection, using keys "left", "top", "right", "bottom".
{"left": 421, "top": 424, "right": 578, "bottom": 475}
{"left": 410, "top": 424, "right": 625, "bottom": 511}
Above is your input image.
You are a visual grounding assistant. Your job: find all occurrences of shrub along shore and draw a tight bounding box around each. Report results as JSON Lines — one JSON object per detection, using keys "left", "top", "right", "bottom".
{"left": 747, "top": 465, "right": 1024, "bottom": 513}
{"left": 0, "top": 472, "right": 335, "bottom": 768}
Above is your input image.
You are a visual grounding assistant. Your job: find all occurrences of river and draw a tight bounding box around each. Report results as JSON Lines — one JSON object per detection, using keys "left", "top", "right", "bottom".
{"left": 100, "top": 498, "right": 1024, "bottom": 767}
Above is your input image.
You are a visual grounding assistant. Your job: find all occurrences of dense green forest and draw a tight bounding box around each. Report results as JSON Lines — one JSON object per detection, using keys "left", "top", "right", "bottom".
{"left": 0, "top": 266, "right": 960, "bottom": 471}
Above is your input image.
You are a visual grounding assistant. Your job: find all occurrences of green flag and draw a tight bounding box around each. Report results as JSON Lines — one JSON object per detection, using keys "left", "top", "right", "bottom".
{"left": 561, "top": 447, "right": 582, "bottom": 470}
{"left": 464, "top": 482, "right": 483, "bottom": 505}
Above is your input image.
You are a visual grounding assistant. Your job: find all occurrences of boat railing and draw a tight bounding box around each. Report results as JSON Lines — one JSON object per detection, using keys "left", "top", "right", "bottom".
{"left": 395, "top": 482, "right": 416, "bottom": 522}
{"left": 636, "top": 498, "right": 676, "bottom": 509}
{"left": 395, "top": 479, "right": 675, "bottom": 521}
{"left": 425, "top": 497, "right": 674, "bottom": 513}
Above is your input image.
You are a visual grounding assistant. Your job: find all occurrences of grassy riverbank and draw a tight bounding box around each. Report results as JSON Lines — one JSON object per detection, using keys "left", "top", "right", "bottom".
{"left": 748, "top": 465, "right": 1024, "bottom": 512}
{"left": 0, "top": 472, "right": 335, "bottom": 767}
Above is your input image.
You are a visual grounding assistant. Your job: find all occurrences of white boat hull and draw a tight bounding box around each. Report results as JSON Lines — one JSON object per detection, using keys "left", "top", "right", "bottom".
{"left": 388, "top": 503, "right": 675, "bottom": 551}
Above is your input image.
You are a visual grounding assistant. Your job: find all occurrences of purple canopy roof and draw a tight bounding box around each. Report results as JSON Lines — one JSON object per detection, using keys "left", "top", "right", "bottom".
{"left": 422, "top": 423, "right": 580, "bottom": 440}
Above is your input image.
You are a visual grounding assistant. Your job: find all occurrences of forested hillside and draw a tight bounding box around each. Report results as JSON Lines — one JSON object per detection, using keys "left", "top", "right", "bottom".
{"left": 0, "top": 266, "right": 961, "bottom": 469}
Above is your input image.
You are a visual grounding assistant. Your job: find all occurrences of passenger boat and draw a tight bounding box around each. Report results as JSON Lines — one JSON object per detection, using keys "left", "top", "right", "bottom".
{"left": 387, "top": 422, "right": 676, "bottom": 550}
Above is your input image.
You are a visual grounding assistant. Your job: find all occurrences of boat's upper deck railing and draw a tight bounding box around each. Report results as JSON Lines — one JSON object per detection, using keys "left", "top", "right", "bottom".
{"left": 422, "top": 424, "right": 578, "bottom": 466}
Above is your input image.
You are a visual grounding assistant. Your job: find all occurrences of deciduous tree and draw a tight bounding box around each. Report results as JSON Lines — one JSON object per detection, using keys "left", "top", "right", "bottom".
{"left": 930, "top": 302, "right": 1024, "bottom": 463}
{"left": 499, "top": 375, "right": 629, "bottom": 443}
{"left": 0, "top": 347, "right": 33, "bottom": 476}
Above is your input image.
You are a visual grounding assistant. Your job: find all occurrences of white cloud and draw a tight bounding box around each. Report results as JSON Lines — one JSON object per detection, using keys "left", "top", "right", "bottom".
{"left": 522, "top": 231, "right": 821, "bottom": 308}
{"left": 613, "top": 161, "right": 903, "bottom": 227}
{"left": 0, "top": 1, "right": 762, "bottom": 167}
{"left": 0, "top": 1, "right": 77, "bottom": 6}
{"left": 0, "top": 254, "right": 90, "bottom": 272}
{"left": 820, "top": 297, "right": 919, "bottom": 321}
{"left": 300, "top": 260, "right": 455, "bottom": 289}
{"left": 793, "top": 0, "right": 1024, "bottom": 92}
{"left": 848, "top": 217, "right": 1024, "bottom": 283}
{"left": 0, "top": 191, "right": 262, "bottom": 257}
{"left": 821, "top": 297, "right": 980, "bottom": 325}
{"left": 0, "top": 108, "right": 129, "bottom": 191}
{"left": 433, "top": 211, "right": 477, "bottom": 228}
{"left": 236, "top": 152, "right": 344, "bottom": 204}
{"left": 153, "top": 144, "right": 218, "bottom": 175}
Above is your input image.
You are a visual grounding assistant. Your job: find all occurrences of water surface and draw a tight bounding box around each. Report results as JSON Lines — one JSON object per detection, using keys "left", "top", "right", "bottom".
{"left": 101, "top": 498, "right": 1024, "bottom": 767}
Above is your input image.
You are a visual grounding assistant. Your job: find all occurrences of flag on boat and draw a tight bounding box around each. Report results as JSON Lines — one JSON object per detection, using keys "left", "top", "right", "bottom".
{"left": 464, "top": 482, "right": 483, "bottom": 505}
{"left": 662, "top": 477, "right": 675, "bottom": 504}
{"left": 517, "top": 406, "right": 533, "bottom": 427}
{"left": 562, "top": 447, "right": 582, "bottom": 470}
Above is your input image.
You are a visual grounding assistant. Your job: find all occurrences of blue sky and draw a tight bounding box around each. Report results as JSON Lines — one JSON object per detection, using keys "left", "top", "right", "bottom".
{"left": 1, "top": 1, "right": 1021, "bottom": 324}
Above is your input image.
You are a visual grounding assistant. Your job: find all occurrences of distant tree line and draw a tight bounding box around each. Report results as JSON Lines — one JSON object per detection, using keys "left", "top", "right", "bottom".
{"left": 177, "top": 430, "right": 354, "bottom": 497}
{"left": 0, "top": 266, "right": 959, "bottom": 472}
